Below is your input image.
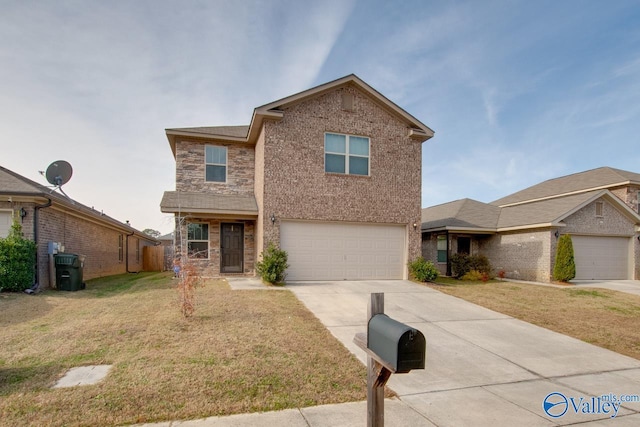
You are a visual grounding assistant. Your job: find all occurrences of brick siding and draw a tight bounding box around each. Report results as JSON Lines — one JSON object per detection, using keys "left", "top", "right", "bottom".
{"left": 0, "top": 201, "right": 155, "bottom": 288}
{"left": 259, "top": 85, "right": 423, "bottom": 265}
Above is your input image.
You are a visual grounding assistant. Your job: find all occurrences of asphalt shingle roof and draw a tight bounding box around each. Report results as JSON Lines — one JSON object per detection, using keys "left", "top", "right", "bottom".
{"left": 491, "top": 167, "right": 640, "bottom": 207}
{"left": 160, "top": 191, "right": 258, "bottom": 215}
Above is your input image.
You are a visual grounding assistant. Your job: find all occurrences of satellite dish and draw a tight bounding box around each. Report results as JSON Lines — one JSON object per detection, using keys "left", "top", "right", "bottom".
{"left": 45, "top": 160, "right": 73, "bottom": 187}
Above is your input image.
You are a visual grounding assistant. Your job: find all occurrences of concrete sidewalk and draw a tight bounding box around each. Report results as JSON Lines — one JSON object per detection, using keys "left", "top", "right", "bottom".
{"left": 133, "top": 279, "right": 640, "bottom": 426}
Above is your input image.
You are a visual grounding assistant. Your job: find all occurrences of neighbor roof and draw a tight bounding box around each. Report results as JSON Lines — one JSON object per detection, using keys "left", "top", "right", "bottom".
{"left": 165, "top": 74, "right": 434, "bottom": 157}
{"left": 492, "top": 167, "right": 640, "bottom": 207}
{"left": 160, "top": 191, "right": 258, "bottom": 217}
{"left": 0, "top": 165, "right": 156, "bottom": 241}
{"left": 421, "top": 199, "right": 500, "bottom": 232}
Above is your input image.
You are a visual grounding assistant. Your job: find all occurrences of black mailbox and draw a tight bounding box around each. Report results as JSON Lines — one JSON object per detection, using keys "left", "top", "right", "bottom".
{"left": 367, "top": 314, "right": 425, "bottom": 373}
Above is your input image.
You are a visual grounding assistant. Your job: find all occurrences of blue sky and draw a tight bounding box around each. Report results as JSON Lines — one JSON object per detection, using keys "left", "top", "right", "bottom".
{"left": 1, "top": 0, "right": 639, "bottom": 234}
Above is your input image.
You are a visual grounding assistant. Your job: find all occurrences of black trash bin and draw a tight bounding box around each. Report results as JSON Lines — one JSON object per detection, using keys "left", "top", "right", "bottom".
{"left": 54, "top": 253, "right": 85, "bottom": 291}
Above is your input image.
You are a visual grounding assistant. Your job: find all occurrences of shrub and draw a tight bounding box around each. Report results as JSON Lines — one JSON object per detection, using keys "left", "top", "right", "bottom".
{"left": 256, "top": 243, "right": 289, "bottom": 284}
{"left": 450, "top": 253, "right": 471, "bottom": 278}
{"left": 553, "top": 234, "right": 576, "bottom": 282}
{"left": 461, "top": 270, "right": 487, "bottom": 281}
{"left": 451, "top": 253, "right": 492, "bottom": 279}
{"left": 0, "top": 219, "right": 37, "bottom": 292}
{"left": 408, "top": 257, "right": 439, "bottom": 282}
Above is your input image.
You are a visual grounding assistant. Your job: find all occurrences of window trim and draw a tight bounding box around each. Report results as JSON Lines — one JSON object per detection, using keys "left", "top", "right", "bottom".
{"left": 324, "top": 132, "right": 370, "bottom": 176}
{"left": 595, "top": 201, "right": 604, "bottom": 217}
{"left": 187, "top": 222, "right": 210, "bottom": 259}
{"left": 204, "top": 145, "right": 228, "bottom": 183}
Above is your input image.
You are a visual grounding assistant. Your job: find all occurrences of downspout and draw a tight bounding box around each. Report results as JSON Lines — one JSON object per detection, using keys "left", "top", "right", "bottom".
{"left": 446, "top": 230, "right": 451, "bottom": 277}
{"left": 125, "top": 230, "right": 139, "bottom": 273}
{"left": 32, "top": 197, "right": 52, "bottom": 290}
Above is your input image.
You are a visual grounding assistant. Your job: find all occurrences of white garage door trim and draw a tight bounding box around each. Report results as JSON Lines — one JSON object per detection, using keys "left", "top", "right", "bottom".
{"left": 0, "top": 210, "right": 13, "bottom": 238}
{"left": 280, "top": 221, "right": 406, "bottom": 281}
{"left": 572, "top": 235, "right": 631, "bottom": 280}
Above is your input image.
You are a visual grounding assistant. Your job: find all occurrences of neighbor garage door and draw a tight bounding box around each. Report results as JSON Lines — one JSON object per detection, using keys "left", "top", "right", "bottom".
{"left": 572, "top": 235, "right": 630, "bottom": 280}
{"left": 280, "top": 221, "right": 406, "bottom": 281}
{"left": 0, "top": 211, "right": 12, "bottom": 238}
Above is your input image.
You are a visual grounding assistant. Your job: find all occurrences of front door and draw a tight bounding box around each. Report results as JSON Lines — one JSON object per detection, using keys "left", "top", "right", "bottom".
{"left": 221, "top": 223, "right": 244, "bottom": 273}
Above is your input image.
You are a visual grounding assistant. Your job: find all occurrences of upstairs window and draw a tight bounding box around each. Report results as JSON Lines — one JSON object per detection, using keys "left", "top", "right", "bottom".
{"left": 187, "top": 223, "right": 209, "bottom": 259}
{"left": 324, "top": 133, "right": 369, "bottom": 176}
{"left": 205, "top": 145, "right": 227, "bottom": 182}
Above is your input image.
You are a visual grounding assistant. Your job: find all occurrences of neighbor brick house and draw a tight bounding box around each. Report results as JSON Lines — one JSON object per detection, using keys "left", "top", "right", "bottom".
{"left": 161, "top": 74, "right": 433, "bottom": 280}
{"left": 421, "top": 167, "right": 640, "bottom": 282}
{"left": 0, "top": 165, "right": 158, "bottom": 289}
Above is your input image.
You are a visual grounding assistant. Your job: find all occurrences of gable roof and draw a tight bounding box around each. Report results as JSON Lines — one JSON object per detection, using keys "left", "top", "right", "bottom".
{"left": 0, "top": 165, "right": 157, "bottom": 241}
{"left": 166, "top": 74, "right": 433, "bottom": 157}
{"left": 492, "top": 167, "right": 640, "bottom": 207}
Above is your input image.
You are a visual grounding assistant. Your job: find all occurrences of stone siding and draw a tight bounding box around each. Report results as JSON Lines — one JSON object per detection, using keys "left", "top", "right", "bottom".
{"left": 175, "top": 140, "right": 255, "bottom": 195}
{"left": 174, "top": 218, "right": 255, "bottom": 277}
{"left": 610, "top": 185, "right": 640, "bottom": 214}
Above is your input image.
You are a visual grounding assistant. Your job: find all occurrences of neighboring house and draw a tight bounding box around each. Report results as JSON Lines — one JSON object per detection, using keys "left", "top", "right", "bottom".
{"left": 421, "top": 167, "right": 640, "bottom": 282}
{"left": 161, "top": 74, "right": 433, "bottom": 280}
{"left": 0, "top": 165, "right": 158, "bottom": 288}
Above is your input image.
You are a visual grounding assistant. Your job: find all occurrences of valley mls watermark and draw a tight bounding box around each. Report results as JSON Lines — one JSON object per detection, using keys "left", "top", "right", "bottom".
{"left": 543, "top": 392, "right": 640, "bottom": 419}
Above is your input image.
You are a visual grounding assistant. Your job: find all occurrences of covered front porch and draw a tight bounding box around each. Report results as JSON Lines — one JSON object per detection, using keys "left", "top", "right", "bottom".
{"left": 161, "top": 191, "right": 258, "bottom": 277}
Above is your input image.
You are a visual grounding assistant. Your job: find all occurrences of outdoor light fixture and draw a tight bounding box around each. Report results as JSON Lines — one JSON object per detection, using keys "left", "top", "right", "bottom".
{"left": 19, "top": 207, "right": 27, "bottom": 219}
{"left": 413, "top": 222, "right": 418, "bottom": 230}
{"left": 270, "top": 214, "right": 276, "bottom": 224}
{"left": 554, "top": 230, "right": 560, "bottom": 238}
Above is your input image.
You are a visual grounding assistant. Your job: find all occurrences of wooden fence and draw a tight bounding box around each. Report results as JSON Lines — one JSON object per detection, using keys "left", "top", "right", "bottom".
{"left": 143, "top": 246, "right": 165, "bottom": 272}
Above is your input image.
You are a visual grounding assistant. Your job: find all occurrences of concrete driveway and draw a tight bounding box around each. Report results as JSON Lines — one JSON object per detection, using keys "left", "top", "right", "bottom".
{"left": 288, "top": 280, "right": 640, "bottom": 426}
{"left": 572, "top": 280, "right": 640, "bottom": 296}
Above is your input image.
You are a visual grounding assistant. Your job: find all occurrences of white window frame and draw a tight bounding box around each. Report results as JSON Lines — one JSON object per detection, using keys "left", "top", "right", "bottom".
{"left": 187, "top": 222, "right": 209, "bottom": 259}
{"left": 0, "top": 209, "right": 13, "bottom": 238}
{"left": 595, "top": 201, "right": 604, "bottom": 217}
{"left": 205, "top": 145, "right": 227, "bottom": 183}
{"left": 324, "top": 132, "right": 370, "bottom": 176}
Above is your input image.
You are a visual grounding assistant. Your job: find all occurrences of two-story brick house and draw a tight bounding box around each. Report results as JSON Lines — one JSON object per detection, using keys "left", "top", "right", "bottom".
{"left": 161, "top": 74, "right": 433, "bottom": 280}
{"left": 421, "top": 167, "right": 640, "bottom": 282}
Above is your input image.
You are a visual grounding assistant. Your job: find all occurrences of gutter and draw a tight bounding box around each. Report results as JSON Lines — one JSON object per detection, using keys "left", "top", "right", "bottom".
{"left": 125, "top": 230, "right": 139, "bottom": 274}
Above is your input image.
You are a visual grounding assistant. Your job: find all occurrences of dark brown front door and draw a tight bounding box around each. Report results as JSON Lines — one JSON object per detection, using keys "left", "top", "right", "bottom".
{"left": 221, "top": 223, "right": 244, "bottom": 273}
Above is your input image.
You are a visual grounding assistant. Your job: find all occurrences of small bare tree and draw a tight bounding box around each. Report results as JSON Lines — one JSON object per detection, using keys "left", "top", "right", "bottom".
{"left": 173, "top": 213, "right": 202, "bottom": 318}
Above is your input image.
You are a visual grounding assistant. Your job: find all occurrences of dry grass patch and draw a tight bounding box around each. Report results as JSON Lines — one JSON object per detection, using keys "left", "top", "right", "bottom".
{"left": 427, "top": 278, "right": 640, "bottom": 360}
{"left": 0, "top": 273, "right": 365, "bottom": 426}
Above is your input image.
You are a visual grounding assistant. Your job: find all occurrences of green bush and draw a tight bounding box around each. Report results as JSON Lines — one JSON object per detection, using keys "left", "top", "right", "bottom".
{"left": 451, "top": 253, "right": 492, "bottom": 279}
{"left": 450, "top": 253, "right": 470, "bottom": 278}
{"left": 256, "top": 243, "right": 289, "bottom": 284}
{"left": 408, "top": 257, "right": 439, "bottom": 282}
{"left": 553, "top": 234, "right": 576, "bottom": 282}
{"left": 0, "top": 219, "right": 37, "bottom": 292}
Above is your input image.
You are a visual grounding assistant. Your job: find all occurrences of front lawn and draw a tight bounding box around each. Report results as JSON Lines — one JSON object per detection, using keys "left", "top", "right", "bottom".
{"left": 428, "top": 278, "right": 640, "bottom": 360}
{"left": 0, "top": 273, "right": 366, "bottom": 426}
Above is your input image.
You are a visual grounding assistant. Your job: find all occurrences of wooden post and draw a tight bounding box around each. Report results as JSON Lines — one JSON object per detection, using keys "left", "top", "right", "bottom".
{"left": 367, "top": 292, "right": 389, "bottom": 427}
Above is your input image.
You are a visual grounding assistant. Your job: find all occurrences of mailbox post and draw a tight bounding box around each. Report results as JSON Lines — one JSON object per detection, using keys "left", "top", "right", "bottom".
{"left": 353, "top": 293, "right": 425, "bottom": 427}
